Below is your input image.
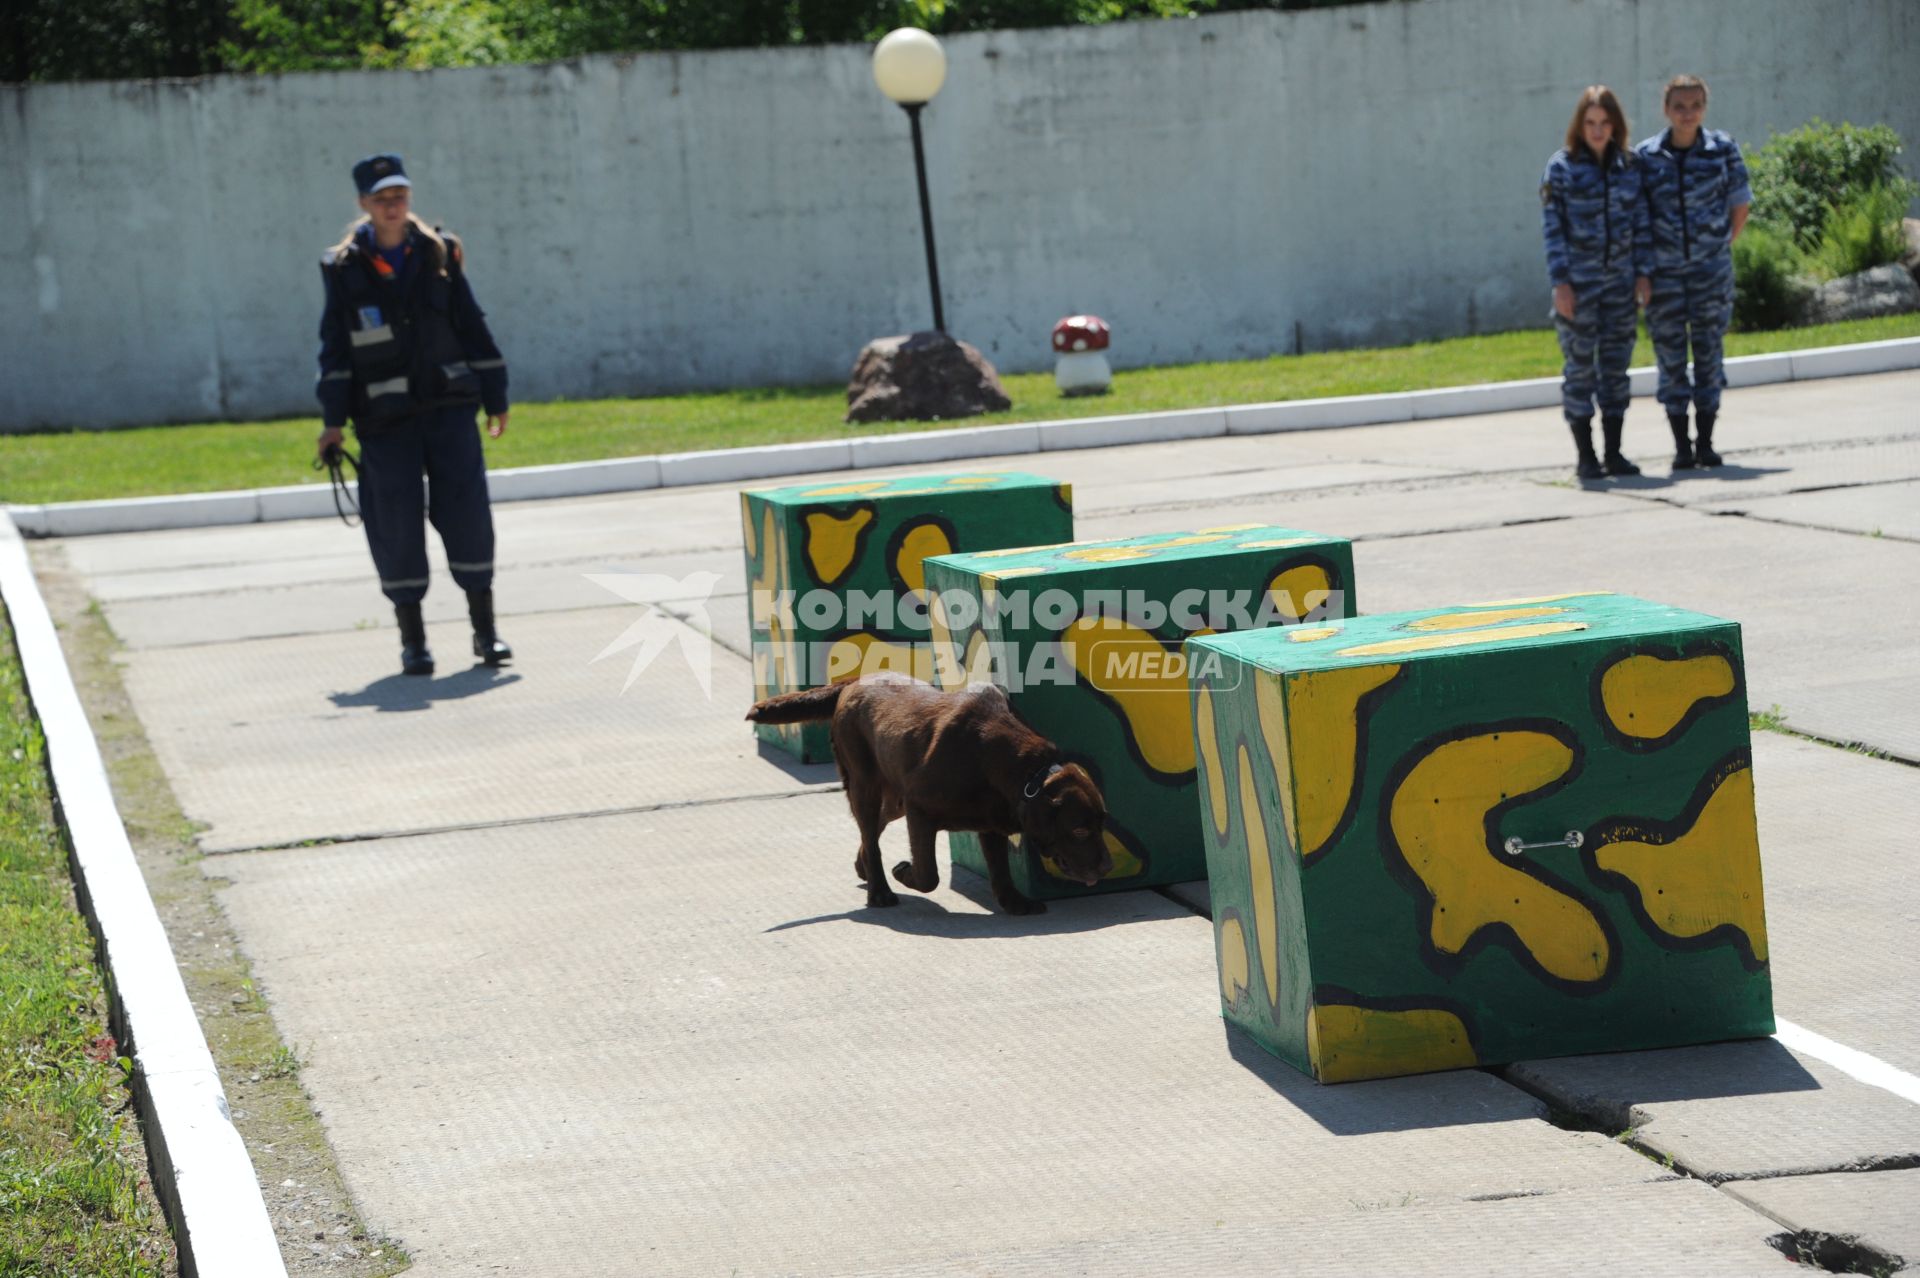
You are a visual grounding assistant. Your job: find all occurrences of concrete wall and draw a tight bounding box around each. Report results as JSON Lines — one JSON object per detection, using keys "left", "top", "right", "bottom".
{"left": 2, "top": 0, "right": 1915, "bottom": 431}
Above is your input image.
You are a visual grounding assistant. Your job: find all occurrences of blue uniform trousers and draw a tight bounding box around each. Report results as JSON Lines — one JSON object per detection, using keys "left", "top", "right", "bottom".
{"left": 1647, "top": 259, "right": 1735, "bottom": 414}
{"left": 1554, "top": 272, "right": 1638, "bottom": 420}
{"left": 356, "top": 404, "right": 495, "bottom": 606}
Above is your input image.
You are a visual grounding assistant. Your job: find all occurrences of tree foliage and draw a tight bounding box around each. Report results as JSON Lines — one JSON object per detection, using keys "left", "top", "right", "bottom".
{"left": 5, "top": 0, "right": 1370, "bottom": 81}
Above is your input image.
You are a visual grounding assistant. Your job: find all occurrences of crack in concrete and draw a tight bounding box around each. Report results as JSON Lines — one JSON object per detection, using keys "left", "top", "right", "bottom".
{"left": 1724, "top": 512, "right": 1919, "bottom": 546}
{"left": 1764, "top": 1226, "right": 1907, "bottom": 1275}
{"left": 206, "top": 782, "right": 844, "bottom": 858}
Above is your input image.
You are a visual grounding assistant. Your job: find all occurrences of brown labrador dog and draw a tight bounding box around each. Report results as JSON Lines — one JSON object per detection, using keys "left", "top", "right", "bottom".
{"left": 747, "top": 673, "right": 1111, "bottom": 915}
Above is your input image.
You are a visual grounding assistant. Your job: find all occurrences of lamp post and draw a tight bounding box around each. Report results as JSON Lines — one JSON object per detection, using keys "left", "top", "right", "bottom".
{"left": 872, "top": 28, "right": 948, "bottom": 334}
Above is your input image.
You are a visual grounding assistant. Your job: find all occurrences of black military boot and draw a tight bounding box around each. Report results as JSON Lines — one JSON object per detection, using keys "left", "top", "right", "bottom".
{"left": 396, "top": 602, "right": 434, "bottom": 677}
{"left": 1695, "top": 409, "right": 1723, "bottom": 467}
{"left": 1569, "top": 417, "right": 1605, "bottom": 480}
{"left": 1600, "top": 414, "right": 1641, "bottom": 476}
{"left": 1669, "top": 412, "right": 1696, "bottom": 470}
{"left": 468, "top": 589, "right": 512, "bottom": 667}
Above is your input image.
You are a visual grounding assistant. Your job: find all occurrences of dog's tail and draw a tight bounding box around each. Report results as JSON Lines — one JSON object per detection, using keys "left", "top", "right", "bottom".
{"left": 746, "top": 682, "right": 847, "bottom": 724}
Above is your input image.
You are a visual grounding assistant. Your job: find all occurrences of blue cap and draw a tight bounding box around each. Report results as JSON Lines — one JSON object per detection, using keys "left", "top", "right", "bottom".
{"left": 352, "top": 154, "right": 411, "bottom": 197}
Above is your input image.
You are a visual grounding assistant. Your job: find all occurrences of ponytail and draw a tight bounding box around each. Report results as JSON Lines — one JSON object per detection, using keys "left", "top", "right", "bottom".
{"left": 328, "top": 214, "right": 370, "bottom": 260}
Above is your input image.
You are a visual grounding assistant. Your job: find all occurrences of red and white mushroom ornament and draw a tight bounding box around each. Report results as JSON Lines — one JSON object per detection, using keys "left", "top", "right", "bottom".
{"left": 1050, "top": 314, "right": 1112, "bottom": 397}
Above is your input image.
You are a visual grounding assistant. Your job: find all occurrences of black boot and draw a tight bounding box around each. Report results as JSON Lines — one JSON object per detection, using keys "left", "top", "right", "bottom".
{"left": 396, "top": 602, "right": 434, "bottom": 677}
{"left": 1569, "top": 417, "right": 1605, "bottom": 480}
{"left": 1601, "top": 413, "right": 1641, "bottom": 476}
{"left": 1695, "top": 409, "right": 1722, "bottom": 467}
{"left": 1669, "top": 412, "right": 1696, "bottom": 470}
{"left": 468, "top": 589, "right": 512, "bottom": 667}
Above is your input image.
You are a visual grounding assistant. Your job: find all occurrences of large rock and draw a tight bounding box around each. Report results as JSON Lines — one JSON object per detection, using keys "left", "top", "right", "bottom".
{"left": 1798, "top": 263, "right": 1920, "bottom": 327}
{"left": 845, "top": 331, "right": 1012, "bottom": 425}
{"left": 1901, "top": 217, "right": 1920, "bottom": 287}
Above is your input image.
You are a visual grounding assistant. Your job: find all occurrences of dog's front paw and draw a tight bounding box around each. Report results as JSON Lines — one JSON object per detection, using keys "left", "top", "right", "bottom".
{"left": 892, "top": 860, "right": 938, "bottom": 893}
{"left": 996, "top": 894, "right": 1046, "bottom": 916}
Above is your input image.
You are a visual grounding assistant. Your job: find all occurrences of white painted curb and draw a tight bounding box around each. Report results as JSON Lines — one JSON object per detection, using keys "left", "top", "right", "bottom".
{"left": 0, "top": 514, "right": 288, "bottom": 1278}
{"left": 9, "top": 336, "right": 1916, "bottom": 538}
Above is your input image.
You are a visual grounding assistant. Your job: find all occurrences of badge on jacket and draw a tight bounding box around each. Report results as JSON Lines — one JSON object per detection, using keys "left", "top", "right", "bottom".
{"left": 357, "top": 305, "right": 383, "bottom": 329}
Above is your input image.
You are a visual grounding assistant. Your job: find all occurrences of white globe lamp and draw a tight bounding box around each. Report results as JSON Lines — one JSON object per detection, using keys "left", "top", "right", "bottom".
{"left": 872, "top": 28, "right": 950, "bottom": 333}
{"left": 872, "top": 28, "right": 947, "bottom": 105}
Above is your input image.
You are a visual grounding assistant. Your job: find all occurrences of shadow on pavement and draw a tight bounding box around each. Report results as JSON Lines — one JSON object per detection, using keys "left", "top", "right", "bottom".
{"left": 753, "top": 739, "right": 841, "bottom": 785}
{"left": 327, "top": 665, "right": 522, "bottom": 712}
{"left": 1662, "top": 462, "right": 1791, "bottom": 484}
{"left": 1225, "top": 1029, "right": 1822, "bottom": 1137}
{"left": 1583, "top": 461, "right": 1791, "bottom": 493}
{"left": 764, "top": 869, "right": 1169, "bottom": 939}
{"left": 1506, "top": 1036, "right": 1822, "bottom": 1112}
{"left": 1222, "top": 1025, "right": 1551, "bottom": 1134}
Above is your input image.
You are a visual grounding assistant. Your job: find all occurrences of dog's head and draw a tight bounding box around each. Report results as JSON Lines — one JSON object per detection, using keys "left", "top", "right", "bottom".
{"left": 1020, "top": 763, "right": 1113, "bottom": 887}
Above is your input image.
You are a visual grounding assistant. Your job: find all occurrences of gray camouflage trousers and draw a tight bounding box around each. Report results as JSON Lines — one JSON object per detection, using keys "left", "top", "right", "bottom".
{"left": 1554, "top": 273, "right": 1638, "bottom": 420}
{"left": 1648, "top": 261, "right": 1736, "bottom": 414}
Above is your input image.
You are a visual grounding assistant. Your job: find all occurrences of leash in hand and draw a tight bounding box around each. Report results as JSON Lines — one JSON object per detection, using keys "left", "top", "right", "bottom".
{"left": 314, "top": 443, "right": 363, "bottom": 527}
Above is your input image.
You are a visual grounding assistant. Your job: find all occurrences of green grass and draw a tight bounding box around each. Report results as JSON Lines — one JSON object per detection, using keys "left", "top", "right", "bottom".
{"left": 3, "top": 312, "right": 1917, "bottom": 505}
{"left": 0, "top": 608, "right": 174, "bottom": 1276}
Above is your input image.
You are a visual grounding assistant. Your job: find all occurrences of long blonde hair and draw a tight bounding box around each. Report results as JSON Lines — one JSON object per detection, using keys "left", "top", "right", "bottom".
{"left": 328, "top": 211, "right": 449, "bottom": 275}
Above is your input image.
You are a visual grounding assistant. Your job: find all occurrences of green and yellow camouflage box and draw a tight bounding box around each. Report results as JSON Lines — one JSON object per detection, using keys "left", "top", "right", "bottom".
{"left": 1188, "top": 592, "right": 1773, "bottom": 1084}
{"left": 923, "top": 524, "right": 1356, "bottom": 900}
{"left": 742, "top": 471, "right": 1073, "bottom": 763}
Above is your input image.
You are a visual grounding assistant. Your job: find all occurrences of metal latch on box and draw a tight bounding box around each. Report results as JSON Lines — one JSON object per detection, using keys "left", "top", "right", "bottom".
{"left": 1502, "top": 830, "right": 1584, "bottom": 857}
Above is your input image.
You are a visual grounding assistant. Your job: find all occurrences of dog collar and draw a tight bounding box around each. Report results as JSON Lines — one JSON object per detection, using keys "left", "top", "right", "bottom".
{"left": 1022, "top": 762, "right": 1063, "bottom": 800}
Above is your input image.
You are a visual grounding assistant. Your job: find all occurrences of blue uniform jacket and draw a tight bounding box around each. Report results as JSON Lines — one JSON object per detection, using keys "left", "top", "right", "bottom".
{"left": 317, "top": 223, "right": 509, "bottom": 430}
{"left": 1540, "top": 147, "right": 1652, "bottom": 289}
{"left": 1633, "top": 127, "right": 1751, "bottom": 274}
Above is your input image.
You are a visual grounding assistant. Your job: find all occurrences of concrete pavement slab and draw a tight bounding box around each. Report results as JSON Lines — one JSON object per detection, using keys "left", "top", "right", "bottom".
{"left": 1724, "top": 1168, "right": 1920, "bottom": 1273}
{"left": 95, "top": 548, "right": 739, "bottom": 650}
{"left": 1258, "top": 370, "right": 1919, "bottom": 477}
{"left": 1748, "top": 734, "right": 1920, "bottom": 1074}
{"left": 1353, "top": 506, "right": 1920, "bottom": 761}
{"left": 1731, "top": 480, "right": 1920, "bottom": 543}
{"left": 1080, "top": 474, "right": 1634, "bottom": 543}
{"left": 1780, "top": 677, "right": 1920, "bottom": 764}
{"left": 58, "top": 483, "right": 749, "bottom": 581}
{"left": 1069, "top": 460, "right": 1450, "bottom": 513}
{"left": 212, "top": 792, "right": 1739, "bottom": 1278}
{"left": 855, "top": 1181, "right": 1791, "bottom": 1278}
{"left": 1606, "top": 441, "right": 1920, "bottom": 508}
{"left": 121, "top": 608, "right": 833, "bottom": 852}
{"left": 1506, "top": 1041, "right": 1920, "bottom": 1181}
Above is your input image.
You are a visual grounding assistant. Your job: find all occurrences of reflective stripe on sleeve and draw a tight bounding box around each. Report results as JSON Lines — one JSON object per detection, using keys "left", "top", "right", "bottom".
{"left": 468, "top": 358, "right": 506, "bottom": 370}
{"left": 440, "top": 361, "right": 472, "bottom": 378}
{"left": 366, "top": 376, "right": 410, "bottom": 398}
{"left": 319, "top": 370, "right": 352, "bottom": 382}
{"left": 350, "top": 324, "right": 395, "bottom": 347}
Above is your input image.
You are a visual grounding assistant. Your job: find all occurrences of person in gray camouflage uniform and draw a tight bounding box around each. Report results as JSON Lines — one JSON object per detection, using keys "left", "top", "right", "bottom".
{"left": 1541, "top": 85, "right": 1653, "bottom": 480}
{"left": 1635, "top": 74, "right": 1751, "bottom": 469}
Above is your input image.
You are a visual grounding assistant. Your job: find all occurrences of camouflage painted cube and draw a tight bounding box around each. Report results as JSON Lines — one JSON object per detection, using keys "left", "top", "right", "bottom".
{"left": 1188, "top": 592, "right": 1773, "bottom": 1084}
{"left": 923, "top": 524, "right": 1356, "bottom": 901}
{"left": 742, "top": 471, "right": 1073, "bottom": 763}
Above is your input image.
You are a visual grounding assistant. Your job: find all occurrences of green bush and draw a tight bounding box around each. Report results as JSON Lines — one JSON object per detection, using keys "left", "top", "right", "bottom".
{"left": 1809, "top": 182, "right": 1911, "bottom": 280}
{"left": 1747, "top": 119, "right": 1917, "bottom": 249}
{"left": 1732, "top": 223, "right": 1811, "bottom": 332}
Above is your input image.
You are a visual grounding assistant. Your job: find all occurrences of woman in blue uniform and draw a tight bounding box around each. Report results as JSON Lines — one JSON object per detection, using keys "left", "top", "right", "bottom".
{"left": 1636, "top": 75, "right": 1751, "bottom": 469}
{"left": 316, "top": 154, "right": 512, "bottom": 676}
{"left": 1540, "top": 86, "right": 1652, "bottom": 480}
